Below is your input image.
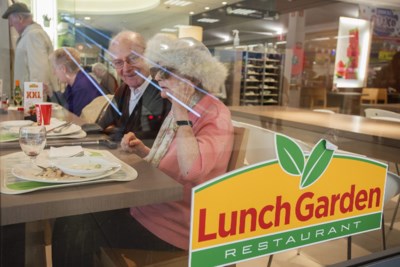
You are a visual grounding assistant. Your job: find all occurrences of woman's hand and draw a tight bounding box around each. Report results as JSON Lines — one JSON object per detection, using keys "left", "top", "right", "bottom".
{"left": 171, "top": 79, "right": 195, "bottom": 120}
{"left": 120, "top": 132, "right": 150, "bottom": 158}
{"left": 43, "top": 83, "right": 53, "bottom": 98}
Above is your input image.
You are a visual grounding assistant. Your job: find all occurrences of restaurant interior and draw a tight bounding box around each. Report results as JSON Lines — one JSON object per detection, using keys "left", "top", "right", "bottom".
{"left": 0, "top": 0, "right": 399, "bottom": 266}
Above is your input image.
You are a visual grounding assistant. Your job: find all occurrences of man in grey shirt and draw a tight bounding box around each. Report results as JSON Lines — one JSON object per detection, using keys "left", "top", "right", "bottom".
{"left": 2, "top": 2, "right": 59, "bottom": 98}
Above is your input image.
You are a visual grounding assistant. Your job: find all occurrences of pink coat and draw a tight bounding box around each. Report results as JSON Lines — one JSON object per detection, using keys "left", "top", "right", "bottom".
{"left": 131, "top": 95, "right": 234, "bottom": 249}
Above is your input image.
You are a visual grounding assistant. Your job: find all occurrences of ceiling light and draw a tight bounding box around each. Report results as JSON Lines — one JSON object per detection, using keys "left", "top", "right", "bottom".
{"left": 161, "top": 28, "right": 178, "bottom": 32}
{"left": 58, "top": 0, "right": 160, "bottom": 15}
{"left": 311, "top": 37, "right": 330, "bottom": 41}
{"left": 222, "top": 2, "right": 227, "bottom": 5}
{"left": 228, "top": 8, "right": 257, "bottom": 15}
{"left": 84, "top": 16, "right": 91, "bottom": 20}
{"left": 197, "top": 18, "right": 219, "bottom": 23}
{"left": 164, "top": 0, "right": 192, "bottom": 6}
{"left": 205, "top": 7, "right": 210, "bottom": 10}
{"left": 189, "top": 11, "right": 194, "bottom": 15}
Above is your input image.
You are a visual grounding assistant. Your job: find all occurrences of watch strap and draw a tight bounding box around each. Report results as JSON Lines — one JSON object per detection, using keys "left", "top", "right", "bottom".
{"left": 176, "top": 120, "right": 193, "bottom": 127}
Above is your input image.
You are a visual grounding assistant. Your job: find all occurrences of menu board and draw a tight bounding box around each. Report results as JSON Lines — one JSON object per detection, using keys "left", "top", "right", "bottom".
{"left": 333, "top": 17, "right": 372, "bottom": 88}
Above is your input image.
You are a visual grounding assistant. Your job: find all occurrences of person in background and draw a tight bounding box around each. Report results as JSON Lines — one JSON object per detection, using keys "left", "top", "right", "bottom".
{"left": 2, "top": 2, "right": 59, "bottom": 99}
{"left": 52, "top": 34, "right": 234, "bottom": 266}
{"left": 373, "top": 51, "right": 400, "bottom": 92}
{"left": 92, "top": 62, "right": 119, "bottom": 95}
{"left": 97, "top": 31, "right": 170, "bottom": 143}
{"left": 48, "top": 47, "right": 101, "bottom": 116}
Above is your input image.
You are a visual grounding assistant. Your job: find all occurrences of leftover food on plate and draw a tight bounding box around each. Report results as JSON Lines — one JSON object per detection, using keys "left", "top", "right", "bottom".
{"left": 38, "top": 166, "right": 79, "bottom": 179}
{"left": 11, "top": 161, "right": 121, "bottom": 183}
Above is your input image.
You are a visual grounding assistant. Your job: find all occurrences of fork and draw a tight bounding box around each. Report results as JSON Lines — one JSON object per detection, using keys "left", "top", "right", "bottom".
{"left": 53, "top": 122, "right": 73, "bottom": 133}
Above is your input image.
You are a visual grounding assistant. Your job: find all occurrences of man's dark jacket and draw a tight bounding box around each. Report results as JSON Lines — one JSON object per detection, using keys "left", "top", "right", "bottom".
{"left": 98, "top": 81, "right": 171, "bottom": 144}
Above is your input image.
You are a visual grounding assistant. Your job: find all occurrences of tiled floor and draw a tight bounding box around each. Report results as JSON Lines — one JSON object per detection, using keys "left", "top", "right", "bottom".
{"left": 237, "top": 195, "right": 400, "bottom": 267}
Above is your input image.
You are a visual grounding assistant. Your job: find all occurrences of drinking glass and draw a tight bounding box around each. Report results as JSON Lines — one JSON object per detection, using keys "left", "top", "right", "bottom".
{"left": 19, "top": 126, "right": 47, "bottom": 165}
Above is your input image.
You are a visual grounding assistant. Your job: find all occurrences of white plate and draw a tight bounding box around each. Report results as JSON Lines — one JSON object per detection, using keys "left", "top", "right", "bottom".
{"left": 0, "top": 120, "right": 34, "bottom": 128}
{"left": 47, "top": 124, "right": 82, "bottom": 136}
{"left": 0, "top": 131, "right": 19, "bottom": 142}
{"left": 47, "top": 130, "right": 87, "bottom": 139}
{"left": 53, "top": 156, "right": 121, "bottom": 177}
{"left": 11, "top": 162, "right": 121, "bottom": 183}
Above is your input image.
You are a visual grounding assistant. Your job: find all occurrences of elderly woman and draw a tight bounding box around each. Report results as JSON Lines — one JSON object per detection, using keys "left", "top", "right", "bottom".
{"left": 48, "top": 47, "right": 101, "bottom": 116}
{"left": 121, "top": 33, "right": 234, "bottom": 249}
{"left": 52, "top": 35, "right": 233, "bottom": 266}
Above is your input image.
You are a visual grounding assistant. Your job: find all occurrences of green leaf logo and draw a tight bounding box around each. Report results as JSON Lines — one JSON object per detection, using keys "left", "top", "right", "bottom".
{"left": 276, "top": 134, "right": 305, "bottom": 176}
{"left": 275, "top": 134, "right": 336, "bottom": 189}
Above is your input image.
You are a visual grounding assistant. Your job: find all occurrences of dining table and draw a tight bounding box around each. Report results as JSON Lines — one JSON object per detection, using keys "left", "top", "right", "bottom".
{"left": 229, "top": 106, "right": 400, "bottom": 164}
{"left": 0, "top": 107, "right": 183, "bottom": 265}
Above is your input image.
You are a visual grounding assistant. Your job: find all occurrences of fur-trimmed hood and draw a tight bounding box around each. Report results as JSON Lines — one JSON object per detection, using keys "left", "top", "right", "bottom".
{"left": 145, "top": 34, "right": 227, "bottom": 94}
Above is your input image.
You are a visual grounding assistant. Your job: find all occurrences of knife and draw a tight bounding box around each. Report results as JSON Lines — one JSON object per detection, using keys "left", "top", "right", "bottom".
{"left": 46, "top": 122, "right": 70, "bottom": 133}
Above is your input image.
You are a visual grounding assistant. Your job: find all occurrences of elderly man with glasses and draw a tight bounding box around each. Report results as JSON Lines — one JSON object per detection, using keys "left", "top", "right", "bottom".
{"left": 97, "top": 31, "right": 171, "bottom": 143}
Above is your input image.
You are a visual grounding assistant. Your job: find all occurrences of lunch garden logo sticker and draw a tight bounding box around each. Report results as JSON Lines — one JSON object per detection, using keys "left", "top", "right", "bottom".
{"left": 189, "top": 133, "right": 387, "bottom": 267}
{"left": 275, "top": 134, "right": 335, "bottom": 189}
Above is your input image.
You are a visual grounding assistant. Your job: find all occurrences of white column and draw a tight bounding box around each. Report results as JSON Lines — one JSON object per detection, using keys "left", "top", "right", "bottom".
{"left": 0, "top": 0, "right": 12, "bottom": 95}
{"left": 283, "top": 11, "right": 305, "bottom": 107}
{"left": 31, "top": 0, "right": 58, "bottom": 47}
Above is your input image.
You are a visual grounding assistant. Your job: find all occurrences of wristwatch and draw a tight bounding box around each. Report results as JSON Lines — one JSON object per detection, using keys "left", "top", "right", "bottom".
{"left": 176, "top": 120, "right": 193, "bottom": 127}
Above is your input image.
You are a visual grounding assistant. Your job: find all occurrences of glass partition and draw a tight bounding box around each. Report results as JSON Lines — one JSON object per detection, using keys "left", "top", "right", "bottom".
{"left": 0, "top": 1, "right": 399, "bottom": 267}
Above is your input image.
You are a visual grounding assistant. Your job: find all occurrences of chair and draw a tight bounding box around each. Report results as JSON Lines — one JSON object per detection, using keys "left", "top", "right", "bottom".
{"left": 80, "top": 94, "right": 113, "bottom": 123}
{"left": 231, "top": 121, "right": 311, "bottom": 267}
{"left": 232, "top": 120, "right": 311, "bottom": 165}
{"left": 361, "top": 88, "right": 379, "bottom": 104}
{"left": 377, "top": 88, "right": 388, "bottom": 104}
{"left": 227, "top": 126, "right": 249, "bottom": 172}
{"left": 365, "top": 109, "right": 400, "bottom": 232}
{"left": 308, "top": 88, "right": 340, "bottom": 113}
{"left": 99, "top": 125, "right": 249, "bottom": 267}
{"left": 364, "top": 108, "right": 400, "bottom": 120}
{"left": 389, "top": 164, "right": 400, "bottom": 230}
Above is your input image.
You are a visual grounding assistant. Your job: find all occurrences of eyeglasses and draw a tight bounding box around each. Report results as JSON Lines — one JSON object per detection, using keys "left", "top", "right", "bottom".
{"left": 112, "top": 54, "right": 141, "bottom": 69}
{"left": 150, "top": 67, "right": 175, "bottom": 80}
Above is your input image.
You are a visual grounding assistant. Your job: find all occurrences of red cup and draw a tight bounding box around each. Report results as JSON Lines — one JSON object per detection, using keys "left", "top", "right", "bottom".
{"left": 35, "top": 103, "right": 52, "bottom": 126}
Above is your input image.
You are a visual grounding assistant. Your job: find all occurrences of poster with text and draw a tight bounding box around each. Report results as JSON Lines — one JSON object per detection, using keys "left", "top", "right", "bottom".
{"left": 24, "top": 82, "right": 44, "bottom": 112}
{"left": 333, "top": 17, "right": 371, "bottom": 88}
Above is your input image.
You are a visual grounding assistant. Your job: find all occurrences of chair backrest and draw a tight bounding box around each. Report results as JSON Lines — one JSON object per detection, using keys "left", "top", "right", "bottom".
{"left": 227, "top": 126, "right": 249, "bottom": 172}
{"left": 232, "top": 121, "right": 312, "bottom": 165}
{"left": 377, "top": 88, "right": 388, "bottom": 104}
{"left": 361, "top": 88, "right": 379, "bottom": 104}
{"left": 364, "top": 108, "right": 400, "bottom": 119}
{"left": 384, "top": 172, "right": 400, "bottom": 204}
{"left": 309, "top": 88, "right": 327, "bottom": 108}
{"left": 80, "top": 94, "right": 113, "bottom": 123}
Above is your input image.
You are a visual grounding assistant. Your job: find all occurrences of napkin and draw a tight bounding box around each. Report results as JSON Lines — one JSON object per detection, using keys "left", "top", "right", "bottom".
{"left": 49, "top": 146, "right": 84, "bottom": 158}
